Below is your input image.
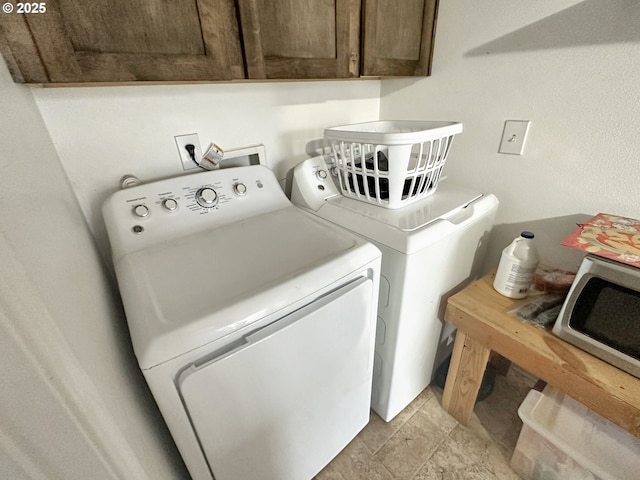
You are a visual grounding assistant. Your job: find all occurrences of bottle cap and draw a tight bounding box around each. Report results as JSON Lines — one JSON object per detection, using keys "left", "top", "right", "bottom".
{"left": 520, "top": 231, "right": 535, "bottom": 239}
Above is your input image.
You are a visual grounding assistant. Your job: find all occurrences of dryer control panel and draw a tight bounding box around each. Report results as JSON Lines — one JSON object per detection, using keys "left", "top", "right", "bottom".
{"left": 103, "top": 165, "right": 290, "bottom": 261}
{"left": 290, "top": 156, "right": 341, "bottom": 211}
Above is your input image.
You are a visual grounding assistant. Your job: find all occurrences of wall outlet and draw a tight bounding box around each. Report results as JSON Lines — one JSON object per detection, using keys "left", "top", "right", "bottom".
{"left": 175, "top": 133, "right": 202, "bottom": 170}
{"left": 499, "top": 120, "right": 531, "bottom": 155}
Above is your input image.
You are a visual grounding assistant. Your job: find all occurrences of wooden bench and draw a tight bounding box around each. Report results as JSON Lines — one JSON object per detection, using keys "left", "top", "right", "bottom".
{"left": 441, "top": 272, "right": 640, "bottom": 438}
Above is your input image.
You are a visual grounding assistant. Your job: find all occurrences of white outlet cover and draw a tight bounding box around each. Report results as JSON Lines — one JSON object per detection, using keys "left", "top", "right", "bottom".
{"left": 175, "top": 133, "right": 202, "bottom": 170}
{"left": 499, "top": 120, "right": 531, "bottom": 155}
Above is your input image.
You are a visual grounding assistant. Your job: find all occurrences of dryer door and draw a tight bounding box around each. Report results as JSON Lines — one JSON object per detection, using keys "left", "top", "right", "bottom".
{"left": 178, "top": 276, "right": 375, "bottom": 480}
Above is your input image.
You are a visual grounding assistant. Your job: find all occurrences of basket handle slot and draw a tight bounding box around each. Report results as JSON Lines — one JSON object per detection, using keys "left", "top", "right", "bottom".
{"left": 415, "top": 142, "right": 427, "bottom": 172}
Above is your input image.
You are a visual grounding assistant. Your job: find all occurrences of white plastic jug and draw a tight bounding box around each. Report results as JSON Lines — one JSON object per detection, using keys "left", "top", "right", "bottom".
{"left": 493, "top": 231, "right": 540, "bottom": 299}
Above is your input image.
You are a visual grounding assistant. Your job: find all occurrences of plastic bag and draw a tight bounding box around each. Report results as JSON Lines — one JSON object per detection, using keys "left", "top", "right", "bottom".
{"left": 510, "top": 294, "right": 566, "bottom": 328}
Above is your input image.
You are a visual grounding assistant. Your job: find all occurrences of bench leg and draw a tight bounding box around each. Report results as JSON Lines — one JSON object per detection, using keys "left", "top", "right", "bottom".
{"left": 441, "top": 330, "right": 491, "bottom": 425}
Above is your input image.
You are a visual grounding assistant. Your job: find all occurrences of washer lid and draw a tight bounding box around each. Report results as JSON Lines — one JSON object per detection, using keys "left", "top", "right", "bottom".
{"left": 317, "top": 182, "right": 498, "bottom": 254}
{"left": 114, "top": 206, "right": 379, "bottom": 370}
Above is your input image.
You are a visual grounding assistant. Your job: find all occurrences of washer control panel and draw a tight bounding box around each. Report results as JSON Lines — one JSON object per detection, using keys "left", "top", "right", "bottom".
{"left": 103, "top": 165, "right": 290, "bottom": 260}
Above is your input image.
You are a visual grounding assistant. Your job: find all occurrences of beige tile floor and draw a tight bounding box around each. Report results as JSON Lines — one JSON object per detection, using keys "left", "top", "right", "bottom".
{"left": 316, "top": 367, "right": 537, "bottom": 480}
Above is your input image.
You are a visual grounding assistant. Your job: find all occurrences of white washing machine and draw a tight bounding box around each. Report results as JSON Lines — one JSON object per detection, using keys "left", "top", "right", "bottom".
{"left": 102, "top": 165, "right": 381, "bottom": 480}
{"left": 291, "top": 156, "right": 499, "bottom": 422}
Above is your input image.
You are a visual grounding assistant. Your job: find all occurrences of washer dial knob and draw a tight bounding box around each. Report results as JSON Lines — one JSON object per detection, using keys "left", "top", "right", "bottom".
{"left": 133, "top": 204, "right": 149, "bottom": 218}
{"left": 316, "top": 169, "right": 328, "bottom": 180}
{"left": 162, "top": 198, "right": 178, "bottom": 211}
{"left": 195, "top": 187, "right": 218, "bottom": 208}
{"left": 233, "top": 182, "right": 247, "bottom": 196}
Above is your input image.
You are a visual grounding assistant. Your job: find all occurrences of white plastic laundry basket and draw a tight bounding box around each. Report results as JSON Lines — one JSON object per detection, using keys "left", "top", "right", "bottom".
{"left": 324, "top": 120, "right": 463, "bottom": 209}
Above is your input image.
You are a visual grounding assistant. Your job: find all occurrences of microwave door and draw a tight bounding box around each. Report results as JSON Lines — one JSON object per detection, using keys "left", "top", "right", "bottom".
{"left": 553, "top": 255, "right": 640, "bottom": 379}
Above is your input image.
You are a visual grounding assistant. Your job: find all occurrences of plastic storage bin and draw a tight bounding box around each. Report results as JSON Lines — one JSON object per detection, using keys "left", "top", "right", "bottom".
{"left": 324, "top": 120, "right": 463, "bottom": 209}
{"left": 510, "top": 386, "right": 640, "bottom": 480}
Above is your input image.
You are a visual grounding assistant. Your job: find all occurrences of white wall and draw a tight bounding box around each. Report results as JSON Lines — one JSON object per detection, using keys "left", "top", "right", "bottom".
{"left": 380, "top": 0, "right": 640, "bottom": 271}
{"left": 0, "top": 59, "right": 188, "bottom": 479}
{"left": 32, "top": 80, "right": 380, "bottom": 259}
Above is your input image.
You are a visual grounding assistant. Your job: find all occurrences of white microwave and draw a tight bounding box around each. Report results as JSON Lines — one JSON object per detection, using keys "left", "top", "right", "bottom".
{"left": 552, "top": 254, "right": 640, "bottom": 379}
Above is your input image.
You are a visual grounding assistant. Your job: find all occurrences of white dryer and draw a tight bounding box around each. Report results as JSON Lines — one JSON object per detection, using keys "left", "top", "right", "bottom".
{"left": 102, "top": 165, "right": 381, "bottom": 480}
{"left": 291, "top": 156, "right": 499, "bottom": 422}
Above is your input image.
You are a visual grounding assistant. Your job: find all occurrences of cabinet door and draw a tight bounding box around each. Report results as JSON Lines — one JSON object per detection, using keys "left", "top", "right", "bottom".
{"left": 1, "top": 0, "right": 245, "bottom": 83}
{"left": 362, "top": 0, "right": 438, "bottom": 76}
{"left": 237, "top": 0, "right": 361, "bottom": 79}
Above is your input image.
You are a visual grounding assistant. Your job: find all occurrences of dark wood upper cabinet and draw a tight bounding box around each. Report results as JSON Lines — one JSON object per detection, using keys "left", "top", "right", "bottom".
{"left": 1, "top": 0, "right": 245, "bottom": 83}
{"left": 238, "top": 0, "right": 361, "bottom": 79}
{"left": 0, "top": 0, "right": 438, "bottom": 84}
{"left": 362, "top": 0, "right": 438, "bottom": 77}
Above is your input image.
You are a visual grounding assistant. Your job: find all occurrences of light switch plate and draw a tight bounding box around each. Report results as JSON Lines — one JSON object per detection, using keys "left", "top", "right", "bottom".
{"left": 499, "top": 120, "right": 531, "bottom": 155}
